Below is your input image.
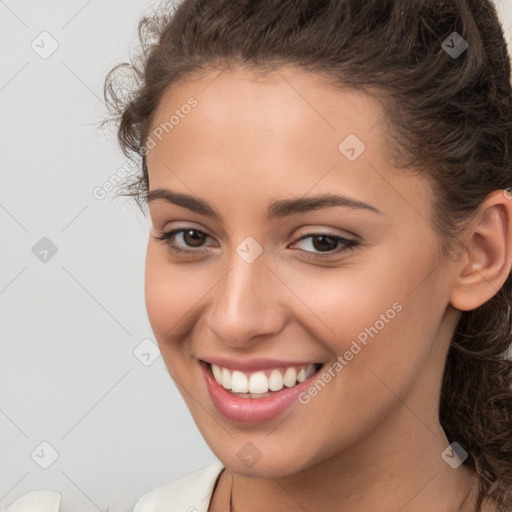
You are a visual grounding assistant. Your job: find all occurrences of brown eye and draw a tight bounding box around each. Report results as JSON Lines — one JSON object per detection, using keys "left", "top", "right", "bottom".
{"left": 310, "top": 235, "right": 339, "bottom": 252}
{"left": 182, "top": 229, "right": 208, "bottom": 247}
{"left": 291, "top": 233, "right": 359, "bottom": 261}
{"left": 153, "top": 228, "right": 215, "bottom": 254}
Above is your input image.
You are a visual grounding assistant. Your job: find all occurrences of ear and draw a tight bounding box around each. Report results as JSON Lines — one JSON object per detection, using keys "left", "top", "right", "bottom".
{"left": 449, "top": 189, "right": 512, "bottom": 311}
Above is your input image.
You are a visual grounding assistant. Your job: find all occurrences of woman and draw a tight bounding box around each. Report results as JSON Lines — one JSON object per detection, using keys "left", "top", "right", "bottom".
{"left": 104, "top": 0, "right": 512, "bottom": 510}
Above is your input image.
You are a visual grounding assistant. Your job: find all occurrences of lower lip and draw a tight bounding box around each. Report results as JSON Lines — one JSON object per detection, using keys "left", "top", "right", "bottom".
{"left": 200, "top": 360, "right": 322, "bottom": 424}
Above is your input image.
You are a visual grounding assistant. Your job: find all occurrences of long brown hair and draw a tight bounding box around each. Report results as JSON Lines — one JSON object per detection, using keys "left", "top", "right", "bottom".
{"left": 103, "top": 0, "right": 512, "bottom": 509}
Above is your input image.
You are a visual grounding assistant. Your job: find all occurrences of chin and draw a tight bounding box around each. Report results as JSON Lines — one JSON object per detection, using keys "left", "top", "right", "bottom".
{"left": 225, "top": 457, "right": 305, "bottom": 479}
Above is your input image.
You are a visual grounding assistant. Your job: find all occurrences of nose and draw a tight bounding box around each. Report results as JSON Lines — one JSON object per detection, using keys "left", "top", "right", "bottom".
{"left": 203, "top": 250, "right": 286, "bottom": 348}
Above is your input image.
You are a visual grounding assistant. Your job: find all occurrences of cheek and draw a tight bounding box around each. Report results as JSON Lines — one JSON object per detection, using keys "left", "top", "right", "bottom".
{"left": 276, "top": 252, "right": 407, "bottom": 347}
{"left": 144, "top": 244, "right": 200, "bottom": 342}
{"left": 277, "top": 242, "right": 442, "bottom": 384}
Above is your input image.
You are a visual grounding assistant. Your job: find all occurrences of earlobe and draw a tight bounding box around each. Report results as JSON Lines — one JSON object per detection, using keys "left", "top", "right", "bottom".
{"left": 449, "top": 191, "right": 512, "bottom": 312}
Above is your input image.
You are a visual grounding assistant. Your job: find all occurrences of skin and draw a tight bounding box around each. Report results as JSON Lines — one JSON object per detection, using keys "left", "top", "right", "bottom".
{"left": 144, "top": 65, "right": 512, "bottom": 512}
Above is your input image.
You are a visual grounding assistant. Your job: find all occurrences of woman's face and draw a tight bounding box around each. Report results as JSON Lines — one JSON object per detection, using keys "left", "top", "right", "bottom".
{"left": 144, "top": 66, "right": 460, "bottom": 477}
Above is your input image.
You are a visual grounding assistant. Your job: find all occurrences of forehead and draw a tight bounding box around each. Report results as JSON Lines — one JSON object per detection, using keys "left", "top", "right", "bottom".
{"left": 147, "top": 65, "right": 390, "bottom": 179}
{"left": 145, "top": 65, "right": 433, "bottom": 226}
{"left": 149, "top": 65, "right": 386, "bottom": 139}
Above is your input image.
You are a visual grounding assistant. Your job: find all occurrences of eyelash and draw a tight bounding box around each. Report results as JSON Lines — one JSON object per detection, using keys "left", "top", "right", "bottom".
{"left": 153, "top": 228, "right": 359, "bottom": 261}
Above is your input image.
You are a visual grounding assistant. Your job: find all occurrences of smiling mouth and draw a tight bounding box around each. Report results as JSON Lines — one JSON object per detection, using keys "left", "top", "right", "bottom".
{"left": 202, "top": 360, "right": 325, "bottom": 398}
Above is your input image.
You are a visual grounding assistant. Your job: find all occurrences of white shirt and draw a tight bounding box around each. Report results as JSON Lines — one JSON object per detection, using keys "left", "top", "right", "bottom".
{"left": 1, "top": 491, "right": 63, "bottom": 512}
{"left": 133, "top": 459, "right": 225, "bottom": 512}
{"left": 1, "top": 460, "right": 225, "bottom": 512}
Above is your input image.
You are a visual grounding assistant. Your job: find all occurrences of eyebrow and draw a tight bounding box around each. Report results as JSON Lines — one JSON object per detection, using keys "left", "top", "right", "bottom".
{"left": 146, "top": 188, "right": 382, "bottom": 220}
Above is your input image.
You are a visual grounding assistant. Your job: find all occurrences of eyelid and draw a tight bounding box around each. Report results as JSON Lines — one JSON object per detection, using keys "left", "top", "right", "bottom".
{"left": 157, "top": 220, "right": 207, "bottom": 234}
{"left": 292, "top": 225, "right": 359, "bottom": 242}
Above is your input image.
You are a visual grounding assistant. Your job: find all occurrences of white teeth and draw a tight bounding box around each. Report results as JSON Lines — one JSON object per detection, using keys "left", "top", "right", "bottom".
{"left": 297, "top": 368, "right": 306, "bottom": 382}
{"left": 212, "top": 364, "right": 223, "bottom": 384}
{"left": 231, "top": 371, "right": 248, "bottom": 393}
{"left": 283, "top": 367, "right": 297, "bottom": 387}
{"left": 306, "top": 364, "right": 317, "bottom": 379}
{"left": 221, "top": 367, "right": 232, "bottom": 390}
{"left": 249, "top": 372, "right": 268, "bottom": 394}
{"left": 210, "top": 363, "right": 319, "bottom": 395}
{"left": 268, "top": 369, "right": 283, "bottom": 391}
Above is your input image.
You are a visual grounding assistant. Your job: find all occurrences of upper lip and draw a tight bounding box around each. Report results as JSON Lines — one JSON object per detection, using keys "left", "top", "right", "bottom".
{"left": 199, "top": 356, "right": 323, "bottom": 373}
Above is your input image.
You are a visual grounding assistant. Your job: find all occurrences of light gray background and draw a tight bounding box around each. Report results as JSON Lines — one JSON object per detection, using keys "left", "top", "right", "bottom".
{"left": 1, "top": 1, "right": 511, "bottom": 511}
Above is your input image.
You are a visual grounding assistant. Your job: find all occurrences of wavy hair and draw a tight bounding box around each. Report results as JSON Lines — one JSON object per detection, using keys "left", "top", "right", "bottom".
{"left": 103, "top": 0, "right": 512, "bottom": 509}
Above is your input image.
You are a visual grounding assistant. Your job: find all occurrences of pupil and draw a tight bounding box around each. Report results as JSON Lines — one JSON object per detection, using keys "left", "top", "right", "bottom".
{"left": 312, "top": 235, "right": 338, "bottom": 252}
{"left": 184, "top": 230, "right": 205, "bottom": 247}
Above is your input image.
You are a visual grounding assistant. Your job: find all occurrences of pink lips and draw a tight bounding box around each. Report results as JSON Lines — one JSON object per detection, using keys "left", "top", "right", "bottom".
{"left": 200, "top": 360, "right": 322, "bottom": 424}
